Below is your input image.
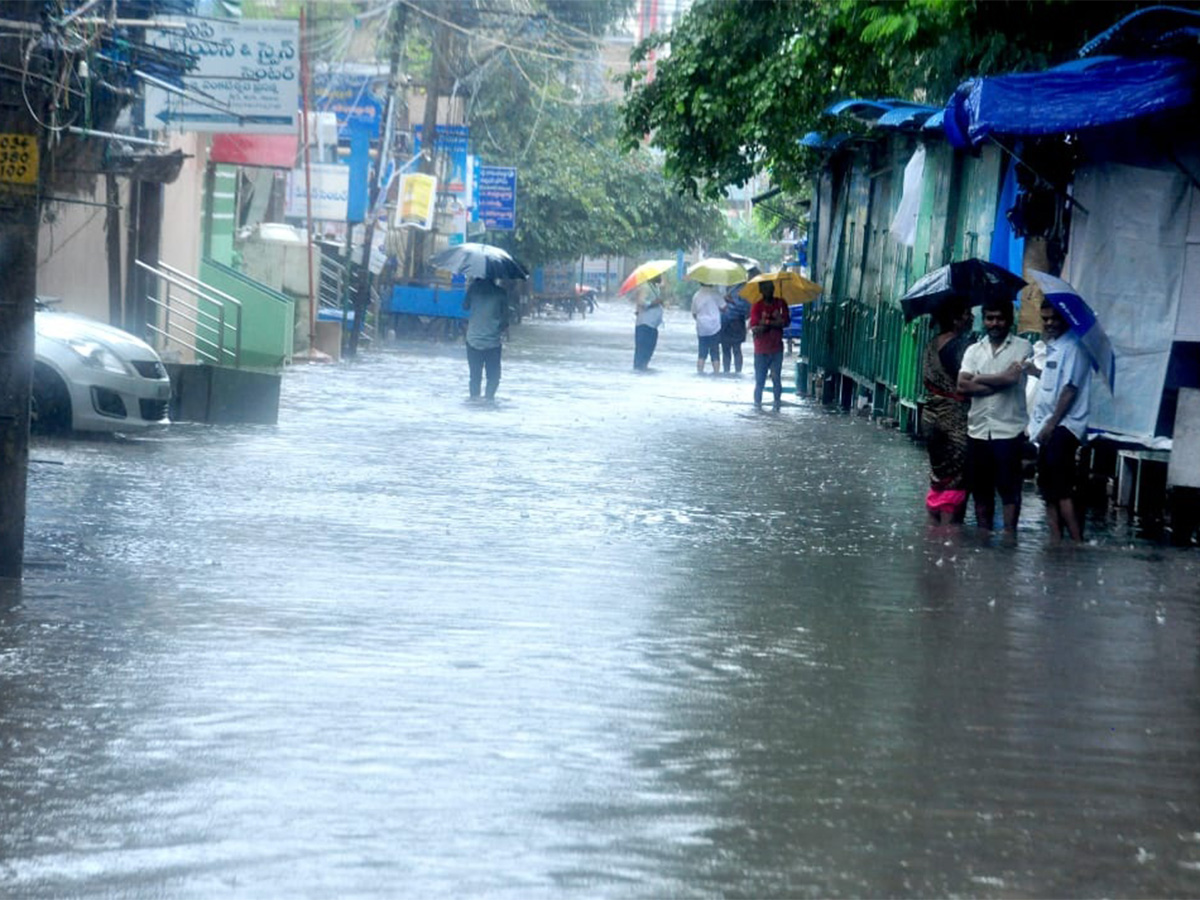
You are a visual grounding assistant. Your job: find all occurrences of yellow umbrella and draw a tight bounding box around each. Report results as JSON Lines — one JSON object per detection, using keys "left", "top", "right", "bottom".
{"left": 739, "top": 270, "right": 823, "bottom": 304}
{"left": 685, "top": 257, "right": 747, "bottom": 286}
{"left": 617, "top": 259, "right": 675, "bottom": 295}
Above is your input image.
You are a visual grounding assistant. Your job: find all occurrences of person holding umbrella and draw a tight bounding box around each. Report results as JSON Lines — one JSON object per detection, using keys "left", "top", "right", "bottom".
{"left": 632, "top": 274, "right": 665, "bottom": 371}
{"left": 748, "top": 280, "right": 791, "bottom": 410}
{"left": 618, "top": 259, "right": 674, "bottom": 372}
{"left": 1024, "top": 299, "right": 1094, "bottom": 542}
{"left": 463, "top": 276, "right": 509, "bottom": 401}
{"left": 921, "top": 297, "right": 974, "bottom": 524}
{"left": 685, "top": 258, "right": 746, "bottom": 374}
{"left": 429, "top": 242, "right": 528, "bottom": 402}
{"left": 719, "top": 267, "right": 757, "bottom": 375}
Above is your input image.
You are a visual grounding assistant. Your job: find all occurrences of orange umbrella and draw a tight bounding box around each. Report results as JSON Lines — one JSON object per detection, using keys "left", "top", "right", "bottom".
{"left": 617, "top": 259, "right": 675, "bottom": 296}
{"left": 739, "top": 270, "right": 822, "bottom": 304}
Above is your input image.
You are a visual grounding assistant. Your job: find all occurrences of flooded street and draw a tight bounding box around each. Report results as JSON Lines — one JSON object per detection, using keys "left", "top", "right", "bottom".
{"left": 8, "top": 301, "right": 1200, "bottom": 898}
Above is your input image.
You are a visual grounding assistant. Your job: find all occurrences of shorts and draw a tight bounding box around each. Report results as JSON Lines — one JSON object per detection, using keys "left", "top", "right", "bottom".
{"left": 1037, "top": 426, "right": 1080, "bottom": 503}
{"left": 697, "top": 333, "right": 721, "bottom": 360}
{"left": 967, "top": 436, "right": 1025, "bottom": 506}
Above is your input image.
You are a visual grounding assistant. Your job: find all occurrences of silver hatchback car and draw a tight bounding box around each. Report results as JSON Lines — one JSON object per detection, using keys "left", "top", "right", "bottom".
{"left": 33, "top": 302, "right": 172, "bottom": 433}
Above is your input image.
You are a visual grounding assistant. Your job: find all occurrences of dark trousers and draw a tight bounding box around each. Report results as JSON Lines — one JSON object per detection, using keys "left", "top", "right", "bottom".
{"left": 633, "top": 325, "right": 658, "bottom": 370}
{"left": 720, "top": 339, "right": 744, "bottom": 373}
{"left": 467, "top": 343, "right": 502, "bottom": 399}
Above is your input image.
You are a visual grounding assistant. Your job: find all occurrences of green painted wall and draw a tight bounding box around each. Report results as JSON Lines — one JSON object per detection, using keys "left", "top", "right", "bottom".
{"left": 208, "top": 165, "right": 238, "bottom": 267}
{"left": 198, "top": 258, "right": 294, "bottom": 370}
{"left": 804, "top": 132, "right": 1003, "bottom": 419}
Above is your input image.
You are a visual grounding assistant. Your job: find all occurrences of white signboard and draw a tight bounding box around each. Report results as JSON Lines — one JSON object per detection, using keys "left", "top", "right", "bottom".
{"left": 286, "top": 164, "right": 350, "bottom": 221}
{"left": 144, "top": 18, "right": 299, "bottom": 133}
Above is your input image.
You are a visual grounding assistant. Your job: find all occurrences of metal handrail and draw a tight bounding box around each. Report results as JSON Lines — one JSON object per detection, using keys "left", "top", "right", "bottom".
{"left": 157, "top": 261, "right": 244, "bottom": 365}
{"left": 144, "top": 291, "right": 229, "bottom": 363}
{"left": 136, "top": 259, "right": 241, "bottom": 367}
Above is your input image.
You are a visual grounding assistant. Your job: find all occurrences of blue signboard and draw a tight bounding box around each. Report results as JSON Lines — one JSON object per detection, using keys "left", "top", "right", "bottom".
{"left": 413, "top": 125, "right": 470, "bottom": 194}
{"left": 477, "top": 165, "right": 516, "bottom": 231}
{"left": 312, "top": 71, "right": 386, "bottom": 141}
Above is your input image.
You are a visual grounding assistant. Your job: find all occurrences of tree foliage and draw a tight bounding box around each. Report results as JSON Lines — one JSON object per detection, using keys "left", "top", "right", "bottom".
{"left": 620, "top": 0, "right": 1154, "bottom": 200}
{"left": 412, "top": 0, "right": 727, "bottom": 269}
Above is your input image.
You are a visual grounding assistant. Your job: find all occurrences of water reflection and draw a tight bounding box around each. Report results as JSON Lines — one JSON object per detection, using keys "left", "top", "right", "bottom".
{"left": 5, "top": 302, "right": 1200, "bottom": 898}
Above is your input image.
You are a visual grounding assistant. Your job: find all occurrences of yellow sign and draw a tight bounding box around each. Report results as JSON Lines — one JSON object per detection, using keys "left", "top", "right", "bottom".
{"left": 396, "top": 173, "right": 437, "bottom": 230}
{"left": 0, "top": 133, "right": 38, "bottom": 185}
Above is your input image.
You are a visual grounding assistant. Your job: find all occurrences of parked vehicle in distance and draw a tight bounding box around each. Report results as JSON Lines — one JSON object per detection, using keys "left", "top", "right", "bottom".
{"left": 33, "top": 300, "right": 172, "bottom": 434}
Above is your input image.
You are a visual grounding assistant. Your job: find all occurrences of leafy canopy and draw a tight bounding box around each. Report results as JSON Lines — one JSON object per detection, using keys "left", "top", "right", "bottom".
{"left": 620, "top": 0, "right": 1152, "bottom": 200}
{"left": 435, "top": 0, "right": 727, "bottom": 268}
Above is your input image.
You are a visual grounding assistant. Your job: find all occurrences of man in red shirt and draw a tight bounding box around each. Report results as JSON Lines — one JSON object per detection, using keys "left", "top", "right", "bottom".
{"left": 749, "top": 280, "right": 791, "bottom": 410}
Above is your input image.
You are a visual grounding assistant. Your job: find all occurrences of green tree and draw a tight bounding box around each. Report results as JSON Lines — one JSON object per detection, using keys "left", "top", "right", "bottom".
{"left": 620, "top": 0, "right": 1153, "bottom": 200}
{"left": 415, "top": 0, "right": 727, "bottom": 269}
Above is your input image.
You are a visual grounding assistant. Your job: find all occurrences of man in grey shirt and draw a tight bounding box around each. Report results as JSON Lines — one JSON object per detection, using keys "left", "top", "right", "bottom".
{"left": 463, "top": 277, "right": 509, "bottom": 401}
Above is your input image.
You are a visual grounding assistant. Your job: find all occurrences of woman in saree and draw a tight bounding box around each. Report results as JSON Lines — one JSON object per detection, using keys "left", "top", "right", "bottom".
{"left": 922, "top": 298, "right": 974, "bottom": 523}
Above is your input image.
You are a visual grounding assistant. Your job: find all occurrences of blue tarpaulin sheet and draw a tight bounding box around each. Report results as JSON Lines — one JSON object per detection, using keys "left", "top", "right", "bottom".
{"left": 945, "top": 55, "right": 1197, "bottom": 149}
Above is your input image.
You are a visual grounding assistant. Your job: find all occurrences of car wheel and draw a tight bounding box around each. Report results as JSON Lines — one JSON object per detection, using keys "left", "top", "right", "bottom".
{"left": 31, "top": 362, "right": 73, "bottom": 434}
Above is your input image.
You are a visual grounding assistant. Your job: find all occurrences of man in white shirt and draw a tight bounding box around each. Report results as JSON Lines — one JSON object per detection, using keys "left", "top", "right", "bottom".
{"left": 691, "top": 283, "right": 725, "bottom": 374}
{"left": 957, "top": 298, "right": 1032, "bottom": 533}
{"left": 1026, "top": 300, "right": 1092, "bottom": 541}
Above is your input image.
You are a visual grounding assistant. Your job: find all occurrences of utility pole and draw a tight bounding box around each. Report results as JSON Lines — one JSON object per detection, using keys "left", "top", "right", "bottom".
{"left": 0, "top": 177, "right": 39, "bottom": 579}
{"left": 106, "top": 173, "right": 123, "bottom": 326}
{"left": 348, "top": 4, "right": 405, "bottom": 357}
{"left": 0, "top": 2, "right": 45, "bottom": 578}
{"left": 411, "top": 1, "right": 446, "bottom": 278}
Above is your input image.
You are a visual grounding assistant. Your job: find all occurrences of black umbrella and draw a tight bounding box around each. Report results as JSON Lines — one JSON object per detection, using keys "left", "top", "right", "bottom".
{"left": 429, "top": 242, "right": 529, "bottom": 280}
{"left": 899, "top": 259, "right": 1026, "bottom": 322}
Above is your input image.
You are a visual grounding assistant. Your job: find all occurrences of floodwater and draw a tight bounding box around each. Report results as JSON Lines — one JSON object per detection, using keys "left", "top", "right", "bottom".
{"left": 7, "top": 301, "right": 1200, "bottom": 899}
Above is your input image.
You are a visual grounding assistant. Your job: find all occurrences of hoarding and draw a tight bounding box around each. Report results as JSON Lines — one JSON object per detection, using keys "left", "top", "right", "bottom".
{"left": 145, "top": 18, "right": 300, "bottom": 134}
{"left": 396, "top": 174, "right": 438, "bottom": 230}
{"left": 286, "top": 164, "right": 350, "bottom": 221}
{"left": 413, "top": 125, "right": 469, "bottom": 194}
{"left": 477, "top": 166, "right": 516, "bottom": 231}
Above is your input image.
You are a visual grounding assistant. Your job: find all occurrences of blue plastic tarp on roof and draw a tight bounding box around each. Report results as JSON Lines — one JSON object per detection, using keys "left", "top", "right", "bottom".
{"left": 799, "top": 131, "right": 851, "bottom": 151}
{"left": 875, "top": 106, "right": 938, "bottom": 129}
{"left": 944, "top": 54, "right": 1197, "bottom": 149}
{"left": 824, "top": 98, "right": 938, "bottom": 126}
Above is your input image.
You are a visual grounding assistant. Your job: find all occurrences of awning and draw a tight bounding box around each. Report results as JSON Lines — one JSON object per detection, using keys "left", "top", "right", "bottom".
{"left": 944, "top": 55, "right": 1198, "bottom": 150}
{"left": 823, "top": 98, "right": 939, "bottom": 128}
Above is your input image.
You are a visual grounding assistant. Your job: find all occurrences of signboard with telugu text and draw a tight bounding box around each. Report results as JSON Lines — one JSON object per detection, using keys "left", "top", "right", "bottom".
{"left": 144, "top": 18, "right": 299, "bottom": 134}
{"left": 312, "top": 69, "right": 387, "bottom": 141}
{"left": 413, "top": 125, "right": 469, "bottom": 194}
{"left": 286, "top": 164, "right": 349, "bottom": 221}
{"left": 476, "top": 166, "right": 516, "bottom": 231}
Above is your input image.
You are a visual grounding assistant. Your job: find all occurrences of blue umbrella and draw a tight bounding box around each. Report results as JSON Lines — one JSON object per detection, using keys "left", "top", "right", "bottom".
{"left": 1028, "top": 270, "right": 1116, "bottom": 391}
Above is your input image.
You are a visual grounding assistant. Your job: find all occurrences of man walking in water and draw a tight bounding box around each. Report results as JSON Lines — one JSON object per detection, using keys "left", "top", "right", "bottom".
{"left": 957, "top": 297, "right": 1031, "bottom": 533}
{"left": 463, "top": 276, "right": 508, "bottom": 401}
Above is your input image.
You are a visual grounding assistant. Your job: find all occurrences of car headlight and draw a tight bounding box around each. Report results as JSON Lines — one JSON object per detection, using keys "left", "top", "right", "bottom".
{"left": 65, "top": 338, "right": 132, "bottom": 375}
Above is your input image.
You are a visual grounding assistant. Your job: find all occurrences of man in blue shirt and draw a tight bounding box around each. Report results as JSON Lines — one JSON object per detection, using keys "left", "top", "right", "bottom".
{"left": 1026, "top": 300, "right": 1092, "bottom": 541}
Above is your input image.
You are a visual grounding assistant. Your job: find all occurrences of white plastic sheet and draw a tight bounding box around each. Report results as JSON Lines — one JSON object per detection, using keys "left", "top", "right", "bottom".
{"left": 1063, "top": 160, "right": 1192, "bottom": 439}
{"left": 889, "top": 145, "right": 925, "bottom": 247}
